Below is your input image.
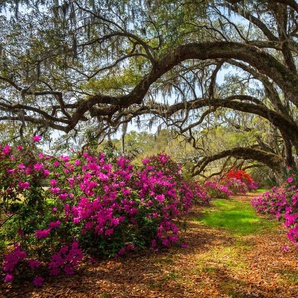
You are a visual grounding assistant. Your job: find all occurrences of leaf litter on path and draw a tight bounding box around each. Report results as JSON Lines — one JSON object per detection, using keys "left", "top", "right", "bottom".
{"left": 2, "top": 193, "right": 298, "bottom": 298}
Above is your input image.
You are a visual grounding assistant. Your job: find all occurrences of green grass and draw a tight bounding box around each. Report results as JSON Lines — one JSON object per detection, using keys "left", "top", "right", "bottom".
{"left": 255, "top": 188, "right": 268, "bottom": 193}
{"left": 200, "top": 199, "right": 275, "bottom": 235}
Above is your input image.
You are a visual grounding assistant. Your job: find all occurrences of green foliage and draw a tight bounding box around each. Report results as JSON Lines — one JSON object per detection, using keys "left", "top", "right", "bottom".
{"left": 1, "top": 140, "right": 211, "bottom": 285}
{"left": 201, "top": 199, "right": 276, "bottom": 236}
{"left": 81, "top": 68, "right": 143, "bottom": 93}
{"left": 0, "top": 0, "right": 297, "bottom": 181}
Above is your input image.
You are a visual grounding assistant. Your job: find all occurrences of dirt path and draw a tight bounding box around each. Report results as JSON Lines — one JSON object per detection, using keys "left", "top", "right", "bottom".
{"left": 2, "top": 194, "right": 298, "bottom": 298}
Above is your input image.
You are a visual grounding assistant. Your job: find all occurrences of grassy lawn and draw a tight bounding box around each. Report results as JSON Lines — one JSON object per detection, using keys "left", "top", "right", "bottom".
{"left": 255, "top": 188, "right": 268, "bottom": 193}
{"left": 200, "top": 198, "right": 277, "bottom": 235}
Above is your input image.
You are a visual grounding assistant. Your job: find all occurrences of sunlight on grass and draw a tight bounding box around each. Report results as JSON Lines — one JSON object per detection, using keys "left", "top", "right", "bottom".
{"left": 256, "top": 188, "right": 268, "bottom": 193}
{"left": 200, "top": 199, "right": 276, "bottom": 235}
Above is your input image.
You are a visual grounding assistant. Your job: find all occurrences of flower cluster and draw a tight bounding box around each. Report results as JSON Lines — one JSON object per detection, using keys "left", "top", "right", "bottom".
{"left": 252, "top": 172, "right": 298, "bottom": 243}
{"left": 3, "top": 245, "right": 27, "bottom": 283}
{"left": 204, "top": 179, "right": 233, "bottom": 199}
{"left": 223, "top": 177, "right": 248, "bottom": 195}
{"left": 203, "top": 168, "right": 257, "bottom": 199}
{"left": 48, "top": 241, "right": 83, "bottom": 276}
{"left": 224, "top": 168, "right": 258, "bottom": 191}
{"left": 1, "top": 142, "right": 210, "bottom": 286}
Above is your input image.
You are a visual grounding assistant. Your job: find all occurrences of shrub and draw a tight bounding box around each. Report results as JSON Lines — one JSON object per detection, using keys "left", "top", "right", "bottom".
{"left": 203, "top": 169, "right": 257, "bottom": 199}
{"left": 0, "top": 141, "right": 209, "bottom": 286}
{"left": 251, "top": 169, "right": 298, "bottom": 243}
{"left": 203, "top": 179, "right": 233, "bottom": 199}
{"left": 224, "top": 168, "right": 258, "bottom": 191}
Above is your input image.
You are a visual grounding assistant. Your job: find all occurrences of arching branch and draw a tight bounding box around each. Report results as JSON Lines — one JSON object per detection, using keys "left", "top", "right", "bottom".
{"left": 192, "top": 147, "right": 284, "bottom": 177}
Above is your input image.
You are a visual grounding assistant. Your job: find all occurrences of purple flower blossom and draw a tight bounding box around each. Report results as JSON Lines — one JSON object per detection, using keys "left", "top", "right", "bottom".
{"left": 51, "top": 187, "right": 61, "bottom": 194}
{"left": 4, "top": 274, "right": 14, "bottom": 283}
{"left": 3, "top": 244, "right": 27, "bottom": 273}
{"left": 18, "top": 181, "right": 30, "bottom": 190}
{"left": 43, "top": 169, "right": 50, "bottom": 177}
{"left": 34, "top": 163, "right": 44, "bottom": 171}
{"left": 53, "top": 161, "right": 60, "bottom": 167}
{"left": 28, "top": 259, "right": 40, "bottom": 269}
{"left": 58, "top": 193, "right": 68, "bottom": 200}
{"left": 33, "top": 135, "right": 42, "bottom": 142}
{"left": 35, "top": 229, "right": 51, "bottom": 239}
{"left": 60, "top": 155, "right": 70, "bottom": 162}
{"left": 287, "top": 177, "right": 293, "bottom": 183}
{"left": 50, "top": 179, "right": 57, "bottom": 187}
{"left": 2, "top": 145, "right": 11, "bottom": 155}
{"left": 49, "top": 220, "right": 61, "bottom": 229}
{"left": 18, "top": 163, "right": 26, "bottom": 170}
{"left": 33, "top": 276, "right": 44, "bottom": 287}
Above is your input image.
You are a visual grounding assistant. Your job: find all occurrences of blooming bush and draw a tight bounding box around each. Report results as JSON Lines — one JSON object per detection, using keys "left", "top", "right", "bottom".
{"left": 224, "top": 168, "right": 258, "bottom": 191}
{"left": 203, "top": 169, "right": 257, "bottom": 199}
{"left": 203, "top": 179, "right": 233, "bottom": 199}
{"left": 222, "top": 177, "right": 248, "bottom": 195}
{"left": 251, "top": 169, "right": 298, "bottom": 243}
{"left": 0, "top": 139, "right": 210, "bottom": 286}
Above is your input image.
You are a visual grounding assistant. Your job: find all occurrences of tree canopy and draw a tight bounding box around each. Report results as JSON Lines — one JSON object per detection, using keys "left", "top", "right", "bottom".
{"left": 0, "top": 0, "right": 298, "bottom": 176}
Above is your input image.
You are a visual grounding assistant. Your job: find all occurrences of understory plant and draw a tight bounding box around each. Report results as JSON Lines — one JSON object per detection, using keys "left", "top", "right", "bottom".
{"left": 0, "top": 138, "right": 210, "bottom": 286}
{"left": 224, "top": 168, "right": 258, "bottom": 192}
{"left": 203, "top": 168, "right": 257, "bottom": 199}
{"left": 251, "top": 168, "right": 298, "bottom": 243}
{"left": 203, "top": 179, "right": 233, "bottom": 199}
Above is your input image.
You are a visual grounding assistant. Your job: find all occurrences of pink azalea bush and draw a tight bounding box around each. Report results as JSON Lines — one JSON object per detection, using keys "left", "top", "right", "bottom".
{"left": 0, "top": 140, "right": 210, "bottom": 286}
{"left": 203, "top": 179, "right": 233, "bottom": 199}
{"left": 222, "top": 177, "right": 249, "bottom": 195}
{"left": 251, "top": 169, "right": 298, "bottom": 243}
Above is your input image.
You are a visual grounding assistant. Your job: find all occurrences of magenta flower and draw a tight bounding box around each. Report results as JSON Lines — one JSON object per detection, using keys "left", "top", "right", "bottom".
{"left": 18, "top": 163, "right": 26, "bottom": 170}
{"left": 18, "top": 181, "right": 30, "bottom": 190}
{"left": 43, "top": 169, "right": 50, "bottom": 177}
{"left": 34, "top": 163, "right": 44, "bottom": 171}
{"left": 35, "top": 229, "right": 51, "bottom": 239}
{"left": 58, "top": 193, "right": 68, "bottom": 200}
{"left": 74, "top": 159, "right": 80, "bottom": 166}
{"left": 50, "top": 179, "right": 57, "bottom": 187}
{"left": 105, "top": 228, "right": 114, "bottom": 236}
{"left": 155, "top": 194, "right": 165, "bottom": 203}
{"left": 49, "top": 220, "right": 61, "bottom": 229}
{"left": 60, "top": 155, "right": 70, "bottom": 162}
{"left": 50, "top": 187, "right": 61, "bottom": 194}
{"left": 287, "top": 177, "right": 293, "bottom": 183}
{"left": 33, "top": 135, "right": 42, "bottom": 142}
{"left": 4, "top": 274, "right": 14, "bottom": 283}
{"left": 33, "top": 276, "right": 44, "bottom": 287}
{"left": 28, "top": 259, "right": 40, "bottom": 269}
{"left": 2, "top": 145, "right": 11, "bottom": 155}
{"left": 3, "top": 244, "right": 27, "bottom": 273}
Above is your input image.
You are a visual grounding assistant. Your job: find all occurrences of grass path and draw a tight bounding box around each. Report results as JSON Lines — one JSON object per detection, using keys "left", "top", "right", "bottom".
{"left": 2, "top": 193, "right": 298, "bottom": 298}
